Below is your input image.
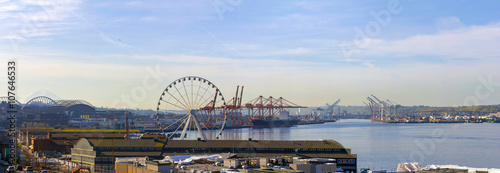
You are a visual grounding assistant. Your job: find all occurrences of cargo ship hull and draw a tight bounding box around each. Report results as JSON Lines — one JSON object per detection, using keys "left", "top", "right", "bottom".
{"left": 251, "top": 119, "right": 299, "bottom": 128}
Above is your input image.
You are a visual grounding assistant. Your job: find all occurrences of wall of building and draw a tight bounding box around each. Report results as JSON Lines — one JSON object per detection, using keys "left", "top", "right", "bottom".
{"left": 115, "top": 162, "right": 160, "bottom": 173}
{"left": 146, "top": 161, "right": 171, "bottom": 173}
{"left": 224, "top": 159, "right": 241, "bottom": 168}
{"left": 31, "top": 138, "right": 68, "bottom": 152}
{"left": 290, "top": 164, "right": 313, "bottom": 173}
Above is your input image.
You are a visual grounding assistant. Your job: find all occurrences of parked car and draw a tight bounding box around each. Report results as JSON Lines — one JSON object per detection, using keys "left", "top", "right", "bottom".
{"left": 40, "top": 170, "right": 49, "bottom": 173}
{"left": 6, "top": 166, "right": 15, "bottom": 172}
{"left": 25, "top": 166, "right": 33, "bottom": 171}
{"left": 16, "top": 165, "right": 23, "bottom": 171}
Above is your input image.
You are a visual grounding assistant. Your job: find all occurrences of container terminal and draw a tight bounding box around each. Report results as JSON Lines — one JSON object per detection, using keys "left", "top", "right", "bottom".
{"left": 365, "top": 94, "right": 498, "bottom": 123}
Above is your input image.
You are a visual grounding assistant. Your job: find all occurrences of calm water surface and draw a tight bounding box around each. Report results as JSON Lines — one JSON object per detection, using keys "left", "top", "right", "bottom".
{"left": 218, "top": 119, "right": 500, "bottom": 170}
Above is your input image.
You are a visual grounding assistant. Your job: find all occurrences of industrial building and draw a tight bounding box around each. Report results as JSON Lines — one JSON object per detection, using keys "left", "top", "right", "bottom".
{"left": 71, "top": 138, "right": 356, "bottom": 173}
{"left": 114, "top": 157, "right": 172, "bottom": 173}
{"left": 28, "top": 133, "right": 163, "bottom": 154}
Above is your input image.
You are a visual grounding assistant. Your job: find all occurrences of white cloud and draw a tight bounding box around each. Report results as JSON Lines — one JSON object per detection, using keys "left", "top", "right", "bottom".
{"left": 436, "top": 16, "right": 464, "bottom": 31}
{"left": 0, "top": 0, "right": 82, "bottom": 40}
{"left": 0, "top": 4, "right": 20, "bottom": 11}
{"left": 357, "top": 22, "right": 500, "bottom": 59}
{"left": 247, "top": 47, "right": 313, "bottom": 57}
{"left": 133, "top": 54, "right": 320, "bottom": 68}
{"left": 277, "top": 47, "right": 311, "bottom": 54}
{"left": 1, "top": 34, "right": 25, "bottom": 39}
{"left": 362, "top": 62, "right": 380, "bottom": 70}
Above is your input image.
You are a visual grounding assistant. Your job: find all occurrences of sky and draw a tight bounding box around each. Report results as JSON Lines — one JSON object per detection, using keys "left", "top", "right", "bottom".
{"left": 1, "top": 0, "right": 500, "bottom": 109}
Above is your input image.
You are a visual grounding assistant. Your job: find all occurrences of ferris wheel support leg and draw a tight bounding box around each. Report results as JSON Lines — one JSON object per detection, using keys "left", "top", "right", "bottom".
{"left": 180, "top": 115, "right": 192, "bottom": 140}
{"left": 192, "top": 115, "right": 207, "bottom": 140}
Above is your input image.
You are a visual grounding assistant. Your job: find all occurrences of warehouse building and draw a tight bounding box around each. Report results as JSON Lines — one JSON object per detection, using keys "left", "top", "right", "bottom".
{"left": 71, "top": 138, "right": 356, "bottom": 173}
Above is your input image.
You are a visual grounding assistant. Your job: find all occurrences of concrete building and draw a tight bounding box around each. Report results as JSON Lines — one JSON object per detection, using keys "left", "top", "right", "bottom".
{"left": 225, "top": 159, "right": 246, "bottom": 169}
{"left": 290, "top": 158, "right": 337, "bottom": 173}
{"left": 71, "top": 138, "right": 165, "bottom": 172}
{"left": 114, "top": 157, "right": 172, "bottom": 173}
{"left": 221, "top": 157, "right": 337, "bottom": 173}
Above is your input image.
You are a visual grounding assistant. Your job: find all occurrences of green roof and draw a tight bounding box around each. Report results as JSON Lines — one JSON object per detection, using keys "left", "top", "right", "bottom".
{"left": 81, "top": 139, "right": 346, "bottom": 149}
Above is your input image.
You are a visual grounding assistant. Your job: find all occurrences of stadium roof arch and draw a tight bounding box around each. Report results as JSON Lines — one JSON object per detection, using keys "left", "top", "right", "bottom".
{"left": 0, "top": 96, "right": 22, "bottom": 105}
{"left": 22, "top": 96, "right": 59, "bottom": 109}
{"left": 56, "top": 100, "right": 94, "bottom": 108}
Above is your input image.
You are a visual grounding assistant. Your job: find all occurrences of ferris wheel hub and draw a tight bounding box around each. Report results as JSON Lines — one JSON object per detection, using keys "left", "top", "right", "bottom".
{"left": 190, "top": 109, "right": 196, "bottom": 115}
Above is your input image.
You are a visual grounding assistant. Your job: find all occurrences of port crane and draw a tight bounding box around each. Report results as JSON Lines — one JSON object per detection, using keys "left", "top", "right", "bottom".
{"left": 325, "top": 99, "right": 341, "bottom": 119}
{"left": 366, "top": 96, "right": 381, "bottom": 120}
{"left": 225, "top": 86, "right": 247, "bottom": 126}
{"left": 385, "top": 99, "right": 399, "bottom": 118}
{"left": 366, "top": 95, "right": 400, "bottom": 121}
{"left": 245, "top": 96, "right": 306, "bottom": 120}
{"left": 371, "top": 94, "right": 390, "bottom": 118}
{"left": 363, "top": 101, "right": 370, "bottom": 107}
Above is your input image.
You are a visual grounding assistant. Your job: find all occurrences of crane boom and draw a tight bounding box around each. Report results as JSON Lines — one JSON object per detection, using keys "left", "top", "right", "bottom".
{"left": 363, "top": 101, "right": 370, "bottom": 107}
{"left": 366, "top": 97, "right": 378, "bottom": 107}
{"left": 239, "top": 86, "right": 244, "bottom": 108}
{"left": 327, "top": 99, "right": 341, "bottom": 111}
{"left": 326, "top": 99, "right": 341, "bottom": 115}
{"left": 371, "top": 94, "right": 385, "bottom": 105}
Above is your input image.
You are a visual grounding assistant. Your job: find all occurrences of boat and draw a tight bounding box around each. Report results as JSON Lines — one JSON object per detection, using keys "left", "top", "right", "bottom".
{"left": 298, "top": 120, "right": 326, "bottom": 125}
{"left": 486, "top": 119, "right": 500, "bottom": 123}
{"left": 251, "top": 119, "right": 299, "bottom": 128}
{"left": 323, "top": 119, "right": 337, "bottom": 122}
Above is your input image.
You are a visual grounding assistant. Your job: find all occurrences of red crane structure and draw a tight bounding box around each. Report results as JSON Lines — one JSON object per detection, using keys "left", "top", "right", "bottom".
{"left": 225, "top": 86, "right": 246, "bottom": 126}
{"left": 197, "top": 89, "right": 226, "bottom": 128}
{"left": 195, "top": 85, "right": 308, "bottom": 127}
{"left": 244, "top": 96, "right": 306, "bottom": 120}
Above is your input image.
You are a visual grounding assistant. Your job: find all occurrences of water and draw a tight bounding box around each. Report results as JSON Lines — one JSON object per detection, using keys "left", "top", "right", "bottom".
{"left": 218, "top": 119, "right": 500, "bottom": 170}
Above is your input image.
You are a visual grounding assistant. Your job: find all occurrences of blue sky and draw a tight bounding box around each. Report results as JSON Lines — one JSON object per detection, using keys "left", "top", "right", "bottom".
{"left": 1, "top": 0, "right": 500, "bottom": 109}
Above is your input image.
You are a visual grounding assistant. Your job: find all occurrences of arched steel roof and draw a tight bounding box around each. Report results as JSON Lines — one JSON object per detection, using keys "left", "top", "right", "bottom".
{"left": 0, "top": 96, "right": 21, "bottom": 105}
{"left": 22, "top": 96, "right": 59, "bottom": 109}
{"left": 56, "top": 100, "right": 94, "bottom": 108}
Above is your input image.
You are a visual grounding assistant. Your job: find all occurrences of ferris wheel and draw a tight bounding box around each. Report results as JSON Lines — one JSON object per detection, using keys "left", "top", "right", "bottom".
{"left": 156, "top": 76, "right": 227, "bottom": 140}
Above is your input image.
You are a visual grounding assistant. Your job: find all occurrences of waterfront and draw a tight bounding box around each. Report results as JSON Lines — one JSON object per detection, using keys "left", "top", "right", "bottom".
{"left": 219, "top": 119, "right": 500, "bottom": 170}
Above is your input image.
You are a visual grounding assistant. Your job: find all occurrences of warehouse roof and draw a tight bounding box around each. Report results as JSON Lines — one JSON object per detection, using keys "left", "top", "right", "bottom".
{"left": 73, "top": 138, "right": 356, "bottom": 159}
{"left": 23, "top": 128, "right": 141, "bottom": 133}
{"left": 76, "top": 138, "right": 346, "bottom": 149}
{"left": 48, "top": 133, "right": 165, "bottom": 139}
